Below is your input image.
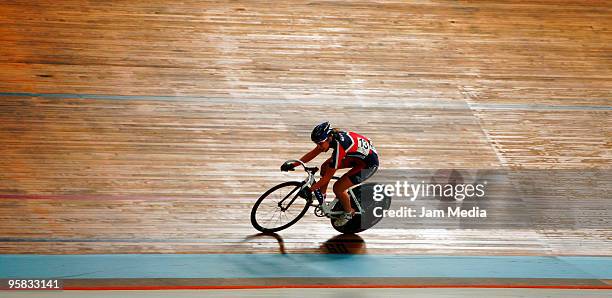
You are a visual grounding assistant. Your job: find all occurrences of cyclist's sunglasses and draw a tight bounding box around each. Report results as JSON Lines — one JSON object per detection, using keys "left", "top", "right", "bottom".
{"left": 315, "top": 133, "right": 330, "bottom": 144}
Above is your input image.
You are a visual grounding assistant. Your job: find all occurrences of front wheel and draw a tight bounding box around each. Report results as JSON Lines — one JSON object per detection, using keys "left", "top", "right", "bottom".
{"left": 251, "top": 181, "right": 311, "bottom": 233}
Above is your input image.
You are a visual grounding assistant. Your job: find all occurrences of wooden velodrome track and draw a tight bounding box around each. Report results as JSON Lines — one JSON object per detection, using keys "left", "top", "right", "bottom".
{"left": 0, "top": 0, "right": 610, "bottom": 260}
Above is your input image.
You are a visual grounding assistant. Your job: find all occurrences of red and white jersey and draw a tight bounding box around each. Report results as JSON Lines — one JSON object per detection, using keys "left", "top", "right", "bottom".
{"left": 330, "top": 131, "right": 378, "bottom": 169}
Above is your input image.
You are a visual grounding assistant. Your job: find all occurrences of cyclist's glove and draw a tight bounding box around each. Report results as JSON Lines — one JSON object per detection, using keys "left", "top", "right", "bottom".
{"left": 280, "top": 161, "right": 296, "bottom": 172}
{"left": 298, "top": 186, "right": 312, "bottom": 199}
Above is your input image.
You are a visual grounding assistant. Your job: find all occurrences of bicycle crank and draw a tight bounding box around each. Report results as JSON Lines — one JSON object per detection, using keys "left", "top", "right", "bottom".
{"left": 313, "top": 206, "right": 326, "bottom": 217}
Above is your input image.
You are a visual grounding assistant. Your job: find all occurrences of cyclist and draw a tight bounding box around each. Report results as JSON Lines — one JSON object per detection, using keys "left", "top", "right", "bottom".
{"left": 281, "top": 122, "right": 379, "bottom": 226}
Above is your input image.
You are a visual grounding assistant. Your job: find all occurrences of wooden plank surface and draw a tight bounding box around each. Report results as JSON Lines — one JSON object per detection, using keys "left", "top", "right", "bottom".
{"left": 0, "top": 0, "right": 610, "bottom": 255}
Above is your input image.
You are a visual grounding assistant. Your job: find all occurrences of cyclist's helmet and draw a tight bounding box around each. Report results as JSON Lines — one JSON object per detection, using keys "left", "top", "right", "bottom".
{"left": 311, "top": 121, "right": 332, "bottom": 143}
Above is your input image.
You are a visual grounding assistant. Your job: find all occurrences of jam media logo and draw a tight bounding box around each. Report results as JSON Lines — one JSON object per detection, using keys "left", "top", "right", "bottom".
{"left": 370, "top": 205, "right": 487, "bottom": 219}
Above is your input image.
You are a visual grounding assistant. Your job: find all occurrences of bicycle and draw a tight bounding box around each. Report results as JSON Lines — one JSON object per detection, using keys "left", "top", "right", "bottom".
{"left": 250, "top": 160, "right": 391, "bottom": 234}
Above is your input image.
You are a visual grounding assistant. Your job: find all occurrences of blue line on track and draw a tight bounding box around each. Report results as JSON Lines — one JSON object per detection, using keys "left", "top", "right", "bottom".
{"left": 1, "top": 91, "right": 610, "bottom": 111}
{"left": 1, "top": 254, "right": 610, "bottom": 280}
{"left": 468, "top": 103, "right": 612, "bottom": 111}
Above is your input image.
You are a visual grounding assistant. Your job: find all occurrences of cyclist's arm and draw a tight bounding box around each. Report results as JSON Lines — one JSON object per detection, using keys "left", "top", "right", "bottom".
{"left": 291, "top": 146, "right": 322, "bottom": 167}
{"left": 311, "top": 167, "right": 335, "bottom": 191}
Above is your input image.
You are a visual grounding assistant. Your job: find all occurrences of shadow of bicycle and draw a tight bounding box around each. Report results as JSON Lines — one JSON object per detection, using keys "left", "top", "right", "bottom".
{"left": 320, "top": 234, "right": 367, "bottom": 254}
{"left": 243, "top": 232, "right": 287, "bottom": 254}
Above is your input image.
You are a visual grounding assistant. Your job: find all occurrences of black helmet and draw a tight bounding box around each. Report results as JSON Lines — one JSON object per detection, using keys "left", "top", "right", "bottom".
{"left": 311, "top": 122, "right": 331, "bottom": 143}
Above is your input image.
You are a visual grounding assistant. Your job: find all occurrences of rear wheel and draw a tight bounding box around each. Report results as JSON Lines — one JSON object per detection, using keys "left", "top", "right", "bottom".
{"left": 251, "top": 181, "right": 311, "bottom": 233}
{"left": 331, "top": 183, "right": 392, "bottom": 234}
{"left": 330, "top": 195, "right": 365, "bottom": 234}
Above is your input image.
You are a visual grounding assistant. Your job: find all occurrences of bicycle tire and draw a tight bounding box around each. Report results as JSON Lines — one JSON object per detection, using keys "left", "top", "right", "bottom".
{"left": 330, "top": 194, "right": 365, "bottom": 234}
{"left": 331, "top": 183, "right": 392, "bottom": 234}
{"left": 251, "top": 181, "right": 311, "bottom": 233}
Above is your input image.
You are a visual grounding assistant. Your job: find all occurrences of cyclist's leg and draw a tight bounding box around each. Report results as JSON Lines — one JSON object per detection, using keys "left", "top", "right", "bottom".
{"left": 351, "top": 153, "right": 379, "bottom": 186}
{"left": 333, "top": 175, "right": 356, "bottom": 214}
{"left": 333, "top": 156, "right": 379, "bottom": 213}
{"left": 320, "top": 157, "right": 352, "bottom": 194}
{"left": 318, "top": 158, "right": 333, "bottom": 196}
{"left": 333, "top": 159, "right": 365, "bottom": 214}
{"left": 351, "top": 163, "right": 378, "bottom": 185}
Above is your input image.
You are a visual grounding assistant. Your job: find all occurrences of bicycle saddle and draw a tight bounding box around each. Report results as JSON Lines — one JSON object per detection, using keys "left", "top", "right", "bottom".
{"left": 305, "top": 166, "right": 319, "bottom": 174}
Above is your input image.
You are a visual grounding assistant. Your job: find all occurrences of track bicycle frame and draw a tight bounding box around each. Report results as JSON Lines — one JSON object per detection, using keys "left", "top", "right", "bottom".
{"left": 280, "top": 160, "right": 364, "bottom": 217}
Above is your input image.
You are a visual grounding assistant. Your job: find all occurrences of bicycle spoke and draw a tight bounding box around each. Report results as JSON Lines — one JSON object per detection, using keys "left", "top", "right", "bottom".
{"left": 263, "top": 210, "right": 276, "bottom": 226}
{"left": 264, "top": 208, "right": 281, "bottom": 227}
{"left": 253, "top": 182, "right": 309, "bottom": 231}
{"left": 273, "top": 210, "right": 282, "bottom": 226}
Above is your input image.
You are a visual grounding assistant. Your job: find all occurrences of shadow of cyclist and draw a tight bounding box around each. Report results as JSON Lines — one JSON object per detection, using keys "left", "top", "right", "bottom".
{"left": 320, "top": 234, "right": 367, "bottom": 254}
{"left": 243, "top": 232, "right": 287, "bottom": 254}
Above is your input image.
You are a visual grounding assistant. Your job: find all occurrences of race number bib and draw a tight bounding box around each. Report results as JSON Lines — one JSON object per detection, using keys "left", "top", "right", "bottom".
{"left": 356, "top": 138, "right": 373, "bottom": 155}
